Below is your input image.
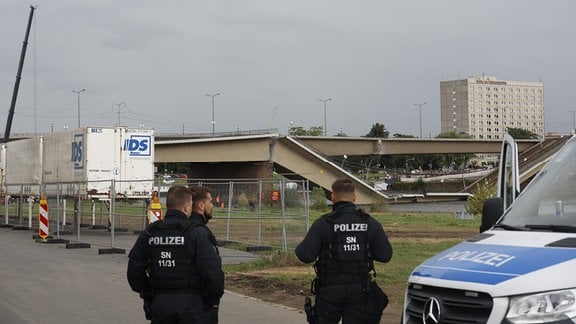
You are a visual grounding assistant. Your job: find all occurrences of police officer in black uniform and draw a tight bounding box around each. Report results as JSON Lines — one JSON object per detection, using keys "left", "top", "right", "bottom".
{"left": 188, "top": 185, "right": 219, "bottom": 323}
{"left": 296, "top": 178, "right": 393, "bottom": 324}
{"left": 127, "top": 185, "right": 224, "bottom": 323}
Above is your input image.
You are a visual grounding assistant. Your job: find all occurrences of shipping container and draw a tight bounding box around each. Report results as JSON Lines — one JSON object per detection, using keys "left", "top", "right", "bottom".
{"left": 1, "top": 126, "right": 155, "bottom": 199}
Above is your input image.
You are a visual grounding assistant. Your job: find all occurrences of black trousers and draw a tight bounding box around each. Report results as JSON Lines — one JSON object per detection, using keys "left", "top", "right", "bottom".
{"left": 315, "top": 282, "right": 380, "bottom": 324}
{"left": 150, "top": 292, "right": 218, "bottom": 324}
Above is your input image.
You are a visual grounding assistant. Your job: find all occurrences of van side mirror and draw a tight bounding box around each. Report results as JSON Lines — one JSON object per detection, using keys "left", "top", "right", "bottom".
{"left": 480, "top": 197, "right": 503, "bottom": 232}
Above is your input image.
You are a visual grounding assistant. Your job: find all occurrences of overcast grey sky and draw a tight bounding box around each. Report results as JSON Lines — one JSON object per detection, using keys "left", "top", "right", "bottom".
{"left": 1, "top": 0, "right": 575, "bottom": 137}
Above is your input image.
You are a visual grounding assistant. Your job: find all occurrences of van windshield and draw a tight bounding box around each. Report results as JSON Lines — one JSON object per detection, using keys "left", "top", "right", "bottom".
{"left": 501, "top": 136, "right": 576, "bottom": 228}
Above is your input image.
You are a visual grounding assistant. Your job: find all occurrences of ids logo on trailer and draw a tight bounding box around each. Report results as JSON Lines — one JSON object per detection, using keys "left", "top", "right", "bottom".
{"left": 71, "top": 134, "right": 84, "bottom": 169}
{"left": 123, "top": 135, "right": 151, "bottom": 157}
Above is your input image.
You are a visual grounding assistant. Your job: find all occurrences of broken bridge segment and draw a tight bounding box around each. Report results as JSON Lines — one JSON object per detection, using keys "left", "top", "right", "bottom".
{"left": 271, "top": 136, "right": 386, "bottom": 206}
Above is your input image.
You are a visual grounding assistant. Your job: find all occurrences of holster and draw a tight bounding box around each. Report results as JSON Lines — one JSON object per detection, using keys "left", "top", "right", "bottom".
{"left": 310, "top": 278, "right": 319, "bottom": 295}
{"left": 304, "top": 296, "right": 317, "bottom": 324}
{"left": 140, "top": 291, "right": 154, "bottom": 320}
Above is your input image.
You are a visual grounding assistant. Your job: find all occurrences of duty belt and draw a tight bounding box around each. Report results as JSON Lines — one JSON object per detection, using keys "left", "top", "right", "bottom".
{"left": 319, "top": 273, "right": 368, "bottom": 287}
{"left": 154, "top": 287, "right": 201, "bottom": 295}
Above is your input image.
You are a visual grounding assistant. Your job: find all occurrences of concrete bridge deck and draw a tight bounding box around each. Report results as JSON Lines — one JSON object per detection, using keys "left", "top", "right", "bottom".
{"left": 155, "top": 134, "right": 552, "bottom": 205}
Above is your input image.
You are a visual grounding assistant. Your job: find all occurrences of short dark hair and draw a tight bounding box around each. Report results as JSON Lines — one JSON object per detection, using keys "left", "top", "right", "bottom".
{"left": 166, "top": 185, "right": 192, "bottom": 210}
{"left": 332, "top": 178, "right": 355, "bottom": 195}
{"left": 189, "top": 186, "right": 212, "bottom": 208}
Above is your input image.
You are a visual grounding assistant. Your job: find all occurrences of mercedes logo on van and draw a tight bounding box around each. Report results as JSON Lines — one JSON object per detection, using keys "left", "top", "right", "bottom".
{"left": 422, "top": 297, "right": 441, "bottom": 324}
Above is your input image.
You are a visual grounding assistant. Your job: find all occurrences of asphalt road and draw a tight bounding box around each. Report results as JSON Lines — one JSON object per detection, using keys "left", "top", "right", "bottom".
{"left": 0, "top": 226, "right": 304, "bottom": 323}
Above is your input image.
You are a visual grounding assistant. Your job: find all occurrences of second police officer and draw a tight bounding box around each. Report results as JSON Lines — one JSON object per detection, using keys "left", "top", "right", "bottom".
{"left": 127, "top": 185, "right": 224, "bottom": 323}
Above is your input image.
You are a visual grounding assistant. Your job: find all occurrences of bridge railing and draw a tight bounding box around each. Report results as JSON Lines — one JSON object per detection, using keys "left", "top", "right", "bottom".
{"left": 464, "top": 136, "right": 570, "bottom": 194}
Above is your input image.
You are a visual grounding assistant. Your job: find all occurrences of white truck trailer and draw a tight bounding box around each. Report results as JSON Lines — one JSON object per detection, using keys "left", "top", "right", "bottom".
{"left": 1, "top": 126, "right": 155, "bottom": 199}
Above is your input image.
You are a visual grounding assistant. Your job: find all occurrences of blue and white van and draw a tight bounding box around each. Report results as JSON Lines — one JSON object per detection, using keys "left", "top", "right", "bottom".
{"left": 402, "top": 134, "right": 576, "bottom": 324}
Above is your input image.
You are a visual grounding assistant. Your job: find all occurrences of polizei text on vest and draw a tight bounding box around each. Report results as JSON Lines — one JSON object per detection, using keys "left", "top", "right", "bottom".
{"left": 149, "top": 236, "right": 185, "bottom": 245}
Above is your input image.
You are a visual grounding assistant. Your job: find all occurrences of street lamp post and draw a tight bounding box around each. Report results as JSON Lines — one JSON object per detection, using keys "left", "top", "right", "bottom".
{"left": 72, "top": 88, "right": 86, "bottom": 128}
{"left": 113, "top": 101, "right": 126, "bottom": 126}
{"left": 319, "top": 98, "right": 332, "bottom": 136}
{"left": 206, "top": 93, "right": 220, "bottom": 135}
{"left": 414, "top": 102, "right": 427, "bottom": 138}
{"left": 569, "top": 110, "right": 576, "bottom": 133}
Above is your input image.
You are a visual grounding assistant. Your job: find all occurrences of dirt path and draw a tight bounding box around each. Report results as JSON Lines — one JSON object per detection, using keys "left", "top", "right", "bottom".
{"left": 225, "top": 272, "right": 401, "bottom": 323}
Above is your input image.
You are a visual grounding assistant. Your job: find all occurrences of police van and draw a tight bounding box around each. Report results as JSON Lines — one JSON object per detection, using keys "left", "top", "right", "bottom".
{"left": 402, "top": 134, "right": 576, "bottom": 323}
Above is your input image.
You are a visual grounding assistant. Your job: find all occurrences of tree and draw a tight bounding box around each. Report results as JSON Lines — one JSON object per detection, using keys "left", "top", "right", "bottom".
{"left": 365, "top": 123, "right": 389, "bottom": 138}
{"left": 308, "top": 126, "right": 324, "bottom": 136}
{"left": 506, "top": 127, "right": 539, "bottom": 139}
{"left": 334, "top": 131, "right": 348, "bottom": 137}
{"left": 436, "top": 131, "right": 472, "bottom": 139}
{"left": 466, "top": 181, "right": 496, "bottom": 216}
{"left": 393, "top": 133, "right": 415, "bottom": 138}
{"left": 288, "top": 125, "right": 324, "bottom": 136}
{"left": 434, "top": 132, "right": 473, "bottom": 170}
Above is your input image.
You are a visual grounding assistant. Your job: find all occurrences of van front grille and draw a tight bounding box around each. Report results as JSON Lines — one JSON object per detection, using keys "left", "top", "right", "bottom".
{"left": 405, "top": 283, "right": 493, "bottom": 324}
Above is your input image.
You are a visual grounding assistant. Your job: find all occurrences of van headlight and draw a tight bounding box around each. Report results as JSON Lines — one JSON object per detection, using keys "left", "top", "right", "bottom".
{"left": 506, "top": 289, "right": 576, "bottom": 323}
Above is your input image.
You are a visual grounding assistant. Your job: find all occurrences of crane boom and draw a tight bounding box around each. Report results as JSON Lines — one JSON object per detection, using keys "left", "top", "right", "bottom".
{"left": 3, "top": 6, "right": 35, "bottom": 143}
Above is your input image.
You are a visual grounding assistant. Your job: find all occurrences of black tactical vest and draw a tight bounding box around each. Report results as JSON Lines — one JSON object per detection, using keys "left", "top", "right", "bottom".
{"left": 145, "top": 220, "right": 203, "bottom": 291}
{"left": 317, "top": 209, "right": 373, "bottom": 275}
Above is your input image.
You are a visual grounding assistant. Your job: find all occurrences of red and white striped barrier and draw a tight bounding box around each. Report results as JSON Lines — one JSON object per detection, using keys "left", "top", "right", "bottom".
{"left": 38, "top": 196, "right": 49, "bottom": 240}
{"left": 148, "top": 191, "right": 162, "bottom": 224}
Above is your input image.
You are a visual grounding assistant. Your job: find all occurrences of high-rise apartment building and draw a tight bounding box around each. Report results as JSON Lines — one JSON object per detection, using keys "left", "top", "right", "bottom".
{"left": 440, "top": 76, "right": 545, "bottom": 139}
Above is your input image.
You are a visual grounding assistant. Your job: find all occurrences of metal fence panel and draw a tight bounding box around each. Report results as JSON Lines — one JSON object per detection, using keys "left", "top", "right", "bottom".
{"left": 1, "top": 178, "right": 310, "bottom": 252}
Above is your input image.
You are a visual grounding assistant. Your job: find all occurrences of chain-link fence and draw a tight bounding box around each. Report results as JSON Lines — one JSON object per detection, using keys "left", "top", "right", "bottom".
{"left": 1, "top": 178, "right": 311, "bottom": 252}
{"left": 186, "top": 179, "right": 310, "bottom": 251}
